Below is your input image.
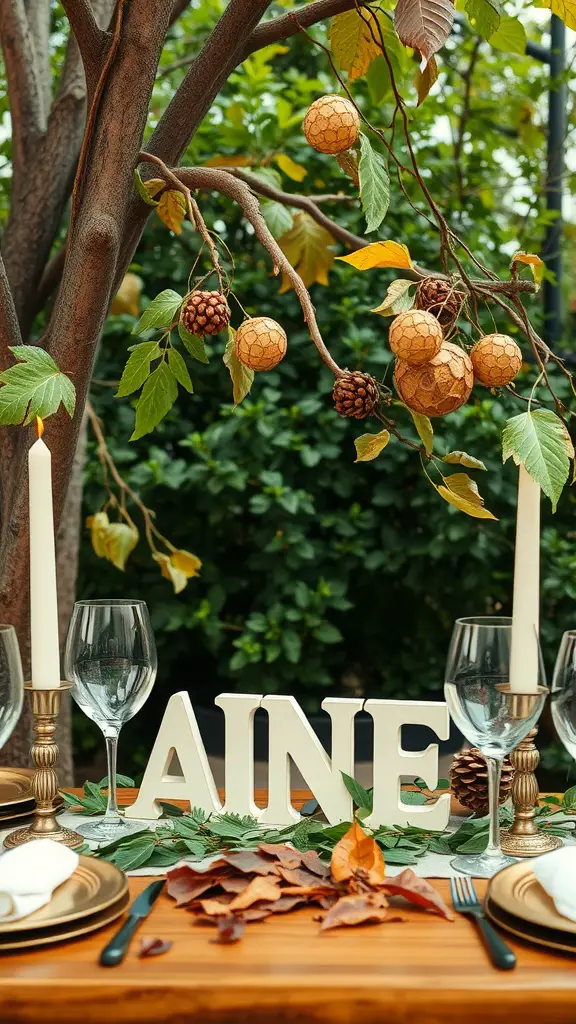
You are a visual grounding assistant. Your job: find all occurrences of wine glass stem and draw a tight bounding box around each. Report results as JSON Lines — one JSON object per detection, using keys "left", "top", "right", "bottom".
{"left": 104, "top": 733, "right": 121, "bottom": 822}
{"left": 486, "top": 755, "right": 503, "bottom": 857}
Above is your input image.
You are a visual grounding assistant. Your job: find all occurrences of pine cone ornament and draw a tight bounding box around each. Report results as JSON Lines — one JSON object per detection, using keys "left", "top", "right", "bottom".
{"left": 235, "top": 317, "right": 287, "bottom": 371}
{"left": 181, "top": 290, "right": 230, "bottom": 337}
{"left": 451, "top": 748, "right": 515, "bottom": 816}
{"left": 389, "top": 310, "right": 443, "bottom": 366}
{"left": 394, "top": 341, "right": 474, "bottom": 417}
{"left": 415, "top": 277, "right": 465, "bottom": 330}
{"left": 333, "top": 371, "right": 379, "bottom": 419}
{"left": 471, "top": 333, "right": 522, "bottom": 388}
{"left": 303, "top": 95, "right": 360, "bottom": 155}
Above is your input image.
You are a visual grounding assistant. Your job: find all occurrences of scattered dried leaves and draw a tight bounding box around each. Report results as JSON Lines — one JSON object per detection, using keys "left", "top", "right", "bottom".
{"left": 166, "top": 823, "right": 452, "bottom": 944}
{"left": 138, "top": 936, "right": 173, "bottom": 958}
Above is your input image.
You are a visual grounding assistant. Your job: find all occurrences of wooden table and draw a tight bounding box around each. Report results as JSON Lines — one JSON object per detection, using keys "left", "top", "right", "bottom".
{"left": 0, "top": 789, "right": 575, "bottom": 1024}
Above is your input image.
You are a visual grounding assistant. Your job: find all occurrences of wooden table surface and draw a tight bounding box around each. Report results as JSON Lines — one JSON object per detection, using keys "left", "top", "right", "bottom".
{"left": 0, "top": 788, "right": 575, "bottom": 1024}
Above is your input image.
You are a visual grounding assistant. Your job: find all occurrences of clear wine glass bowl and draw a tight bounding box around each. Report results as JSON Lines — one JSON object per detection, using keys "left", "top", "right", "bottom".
{"left": 445, "top": 616, "right": 546, "bottom": 878}
{"left": 65, "top": 599, "right": 157, "bottom": 843}
{"left": 551, "top": 630, "right": 576, "bottom": 761}
{"left": 0, "top": 625, "right": 24, "bottom": 750}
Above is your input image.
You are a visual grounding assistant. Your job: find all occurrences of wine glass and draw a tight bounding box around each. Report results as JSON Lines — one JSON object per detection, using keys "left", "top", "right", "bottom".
{"left": 551, "top": 630, "right": 576, "bottom": 766}
{"left": 0, "top": 626, "right": 24, "bottom": 750}
{"left": 64, "top": 599, "right": 157, "bottom": 842}
{"left": 445, "top": 616, "right": 546, "bottom": 878}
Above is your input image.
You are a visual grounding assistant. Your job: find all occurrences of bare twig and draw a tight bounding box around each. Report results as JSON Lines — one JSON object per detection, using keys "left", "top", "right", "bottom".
{"left": 241, "top": 0, "right": 370, "bottom": 60}
{"left": 0, "top": 0, "right": 47, "bottom": 181}
{"left": 61, "top": 0, "right": 107, "bottom": 93}
{"left": 453, "top": 38, "right": 481, "bottom": 208}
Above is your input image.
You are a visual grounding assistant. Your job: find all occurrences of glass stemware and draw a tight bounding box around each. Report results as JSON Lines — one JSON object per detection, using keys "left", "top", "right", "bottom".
{"left": 551, "top": 630, "right": 576, "bottom": 765}
{"left": 0, "top": 625, "right": 24, "bottom": 751}
{"left": 445, "top": 616, "right": 546, "bottom": 878}
{"left": 64, "top": 599, "right": 157, "bottom": 843}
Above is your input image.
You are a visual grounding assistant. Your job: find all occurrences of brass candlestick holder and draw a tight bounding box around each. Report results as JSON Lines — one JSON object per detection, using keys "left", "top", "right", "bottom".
{"left": 498, "top": 685, "right": 562, "bottom": 858}
{"left": 4, "top": 682, "right": 83, "bottom": 850}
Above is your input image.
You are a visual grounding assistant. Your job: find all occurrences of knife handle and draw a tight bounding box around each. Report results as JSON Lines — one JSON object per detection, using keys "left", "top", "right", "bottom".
{"left": 100, "top": 915, "right": 140, "bottom": 967}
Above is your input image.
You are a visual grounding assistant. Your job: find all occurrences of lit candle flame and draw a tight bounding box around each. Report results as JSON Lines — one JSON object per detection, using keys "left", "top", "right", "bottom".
{"left": 36, "top": 416, "right": 44, "bottom": 439}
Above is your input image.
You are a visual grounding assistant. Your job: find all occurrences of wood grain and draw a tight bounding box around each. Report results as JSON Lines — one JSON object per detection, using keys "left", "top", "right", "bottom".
{"left": 0, "top": 790, "right": 574, "bottom": 1024}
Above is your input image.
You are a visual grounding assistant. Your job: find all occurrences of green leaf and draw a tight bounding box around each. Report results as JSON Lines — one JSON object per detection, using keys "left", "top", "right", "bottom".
{"left": 223, "top": 327, "right": 254, "bottom": 405}
{"left": 261, "top": 200, "right": 294, "bottom": 239}
{"left": 371, "top": 279, "right": 415, "bottom": 317}
{"left": 443, "top": 451, "right": 486, "bottom": 471}
{"left": 400, "top": 791, "right": 428, "bottom": 805}
{"left": 436, "top": 473, "right": 498, "bottom": 520}
{"left": 502, "top": 409, "right": 574, "bottom": 510}
{"left": 103, "top": 523, "right": 139, "bottom": 571}
{"left": 132, "top": 289, "right": 183, "bottom": 336}
{"left": 341, "top": 771, "right": 373, "bottom": 812}
{"left": 312, "top": 622, "right": 342, "bottom": 644}
{"left": 97, "top": 774, "right": 135, "bottom": 789}
{"left": 455, "top": 832, "right": 489, "bottom": 854}
{"left": 465, "top": 0, "right": 501, "bottom": 39}
{"left": 116, "top": 342, "right": 160, "bottom": 398}
{"left": 134, "top": 167, "right": 160, "bottom": 207}
{"left": 366, "top": 56, "right": 391, "bottom": 103}
{"left": 358, "top": 132, "right": 390, "bottom": 234}
{"left": 354, "top": 429, "right": 390, "bottom": 463}
{"left": 0, "top": 346, "right": 76, "bottom": 425}
{"left": 410, "top": 411, "right": 433, "bottom": 454}
{"left": 178, "top": 320, "right": 209, "bottom": 364}
{"left": 563, "top": 785, "right": 576, "bottom": 809}
{"left": 130, "top": 362, "right": 178, "bottom": 440}
{"left": 379, "top": 848, "right": 418, "bottom": 865}
{"left": 168, "top": 347, "right": 193, "bottom": 393}
{"left": 114, "top": 839, "right": 157, "bottom": 871}
{"left": 281, "top": 629, "right": 302, "bottom": 664}
{"left": 489, "top": 15, "right": 526, "bottom": 54}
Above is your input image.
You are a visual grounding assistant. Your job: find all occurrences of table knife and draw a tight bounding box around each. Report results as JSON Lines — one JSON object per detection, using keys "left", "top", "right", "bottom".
{"left": 100, "top": 880, "right": 166, "bottom": 966}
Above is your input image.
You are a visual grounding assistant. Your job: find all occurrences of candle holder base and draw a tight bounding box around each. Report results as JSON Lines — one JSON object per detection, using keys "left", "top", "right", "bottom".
{"left": 3, "top": 682, "right": 83, "bottom": 851}
{"left": 499, "top": 724, "right": 563, "bottom": 858}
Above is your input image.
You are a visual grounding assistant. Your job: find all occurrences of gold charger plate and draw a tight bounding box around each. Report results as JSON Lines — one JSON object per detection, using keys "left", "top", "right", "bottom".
{"left": 486, "top": 896, "right": 576, "bottom": 955}
{"left": 0, "top": 855, "right": 128, "bottom": 934}
{"left": 0, "top": 891, "right": 130, "bottom": 951}
{"left": 488, "top": 861, "right": 576, "bottom": 936}
{"left": 0, "top": 768, "right": 34, "bottom": 810}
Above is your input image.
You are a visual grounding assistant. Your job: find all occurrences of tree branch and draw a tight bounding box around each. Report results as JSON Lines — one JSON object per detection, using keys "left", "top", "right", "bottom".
{"left": 24, "top": 0, "right": 51, "bottom": 121}
{"left": 0, "top": 253, "right": 22, "bottom": 364}
{"left": 241, "top": 0, "right": 369, "bottom": 60}
{"left": 0, "top": 0, "right": 47, "bottom": 182}
{"left": 61, "top": 0, "right": 108, "bottom": 95}
{"left": 141, "top": 159, "right": 343, "bottom": 376}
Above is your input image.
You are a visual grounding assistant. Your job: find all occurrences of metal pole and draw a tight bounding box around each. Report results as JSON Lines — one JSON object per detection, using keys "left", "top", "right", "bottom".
{"left": 542, "top": 15, "right": 566, "bottom": 346}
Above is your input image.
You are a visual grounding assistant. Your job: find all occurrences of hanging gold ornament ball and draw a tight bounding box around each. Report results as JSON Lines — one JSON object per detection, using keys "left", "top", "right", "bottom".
{"left": 394, "top": 341, "right": 474, "bottom": 417}
{"left": 235, "top": 317, "right": 287, "bottom": 371}
{"left": 388, "top": 309, "right": 444, "bottom": 366}
{"left": 303, "top": 95, "right": 360, "bottom": 155}
{"left": 470, "top": 333, "right": 522, "bottom": 388}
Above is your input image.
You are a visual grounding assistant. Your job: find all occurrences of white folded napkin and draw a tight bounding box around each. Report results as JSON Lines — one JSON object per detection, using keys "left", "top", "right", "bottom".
{"left": 533, "top": 846, "right": 576, "bottom": 923}
{"left": 0, "top": 839, "right": 79, "bottom": 922}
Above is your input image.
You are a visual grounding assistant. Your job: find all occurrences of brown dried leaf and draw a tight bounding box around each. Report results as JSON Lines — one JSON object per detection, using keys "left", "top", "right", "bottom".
{"left": 211, "top": 916, "right": 245, "bottom": 944}
{"left": 394, "top": 0, "right": 454, "bottom": 66}
{"left": 330, "top": 820, "right": 385, "bottom": 887}
{"left": 301, "top": 850, "right": 331, "bottom": 877}
{"left": 258, "top": 843, "right": 303, "bottom": 870}
{"left": 223, "top": 851, "right": 280, "bottom": 876}
{"left": 277, "top": 866, "right": 331, "bottom": 888}
{"left": 264, "top": 895, "right": 310, "bottom": 914}
{"left": 383, "top": 869, "right": 455, "bottom": 920}
{"left": 138, "top": 936, "right": 173, "bottom": 958}
{"left": 196, "top": 894, "right": 236, "bottom": 916}
{"left": 219, "top": 876, "right": 252, "bottom": 894}
{"left": 228, "top": 875, "right": 281, "bottom": 911}
{"left": 320, "top": 893, "right": 394, "bottom": 931}
{"left": 166, "top": 864, "right": 227, "bottom": 906}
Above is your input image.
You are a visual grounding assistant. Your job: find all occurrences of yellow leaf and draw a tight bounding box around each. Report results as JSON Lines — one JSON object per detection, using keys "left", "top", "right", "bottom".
{"left": 511, "top": 251, "right": 545, "bottom": 288}
{"left": 275, "top": 154, "right": 307, "bottom": 182}
{"left": 337, "top": 240, "right": 413, "bottom": 271}
{"left": 329, "top": 9, "right": 381, "bottom": 80}
{"left": 111, "top": 273, "right": 142, "bottom": 317}
{"left": 157, "top": 190, "right": 186, "bottom": 235}
{"left": 170, "top": 549, "right": 202, "bottom": 578}
{"left": 354, "top": 429, "right": 390, "bottom": 462}
{"left": 436, "top": 473, "right": 498, "bottom": 520}
{"left": 204, "top": 154, "right": 253, "bottom": 167}
{"left": 144, "top": 178, "right": 167, "bottom": 199}
{"left": 410, "top": 411, "right": 433, "bottom": 454}
{"left": 278, "top": 212, "right": 336, "bottom": 292}
{"left": 536, "top": 0, "right": 576, "bottom": 29}
{"left": 86, "top": 511, "right": 110, "bottom": 558}
{"left": 415, "top": 56, "right": 438, "bottom": 106}
{"left": 102, "top": 522, "right": 139, "bottom": 571}
{"left": 154, "top": 553, "right": 188, "bottom": 594}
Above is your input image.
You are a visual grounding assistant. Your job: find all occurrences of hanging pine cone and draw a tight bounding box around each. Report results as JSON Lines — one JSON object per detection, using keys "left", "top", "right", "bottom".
{"left": 450, "top": 748, "right": 515, "bottom": 816}
{"left": 181, "top": 290, "right": 231, "bottom": 337}
{"left": 333, "top": 371, "right": 379, "bottom": 419}
{"left": 415, "top": 278, "right": 465, "bottom": 330}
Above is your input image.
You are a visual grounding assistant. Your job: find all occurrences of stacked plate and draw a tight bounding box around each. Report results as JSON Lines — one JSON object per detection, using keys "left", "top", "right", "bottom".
{"left": 0, "top": 856, "right": 129, "bottom": 950}
{"left": 487, "top": 861, "right": 576, "bottom": 954}
{"left": 0, "top": 768, "right": 63, "bottom": 829}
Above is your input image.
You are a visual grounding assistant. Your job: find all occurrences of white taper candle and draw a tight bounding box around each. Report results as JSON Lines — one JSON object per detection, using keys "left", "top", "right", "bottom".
{"left": 28, "top": 420, "right": 60, "bottom": 688}
{"left": 509, "top": 463, "right": 540, "bottom": 693}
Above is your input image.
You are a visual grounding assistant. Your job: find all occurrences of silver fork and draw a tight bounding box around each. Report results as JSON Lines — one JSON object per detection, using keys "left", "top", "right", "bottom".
{"left": 450, "top": 875, "right": 516, "bottom": 970}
